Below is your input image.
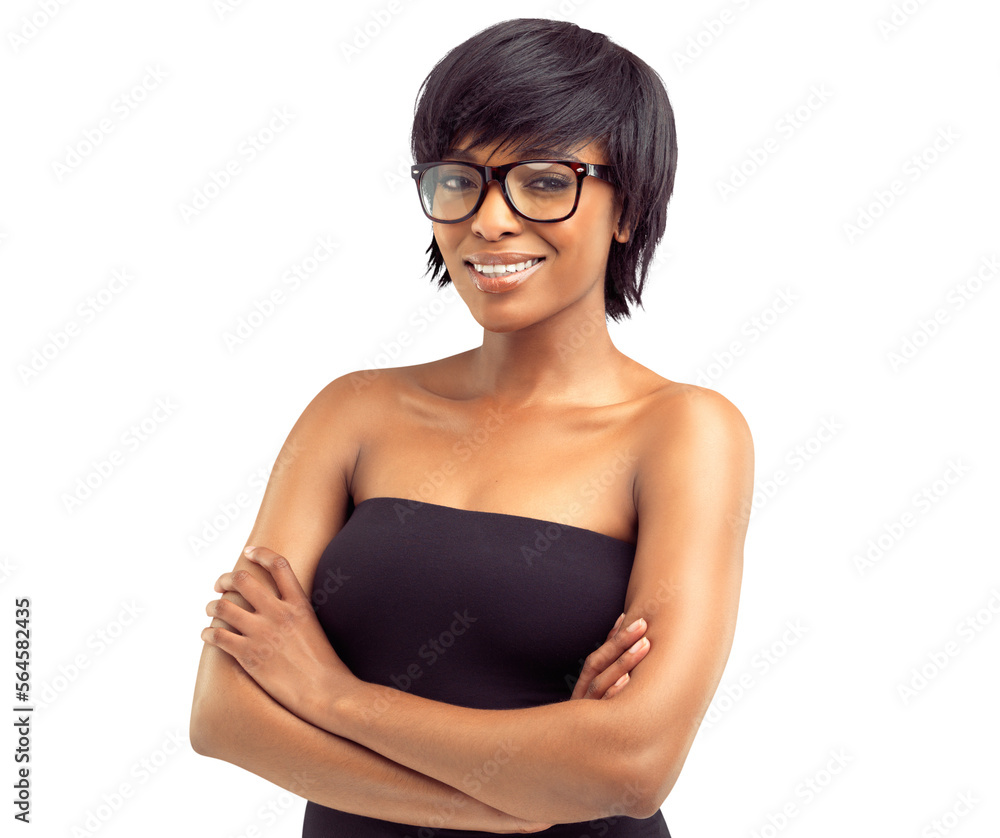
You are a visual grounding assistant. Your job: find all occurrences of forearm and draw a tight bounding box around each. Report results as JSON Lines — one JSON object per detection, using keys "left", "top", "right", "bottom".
{"left": 190, "top": 643, "right": 540, "bottom": 831}
{"left": 320, "top": 680, "right": 649, "bottom": 824}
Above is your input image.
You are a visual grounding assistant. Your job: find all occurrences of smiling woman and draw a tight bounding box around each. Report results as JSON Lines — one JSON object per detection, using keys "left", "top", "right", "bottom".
{"left": 190, "top": 17, "right": 753, "bottom": 837}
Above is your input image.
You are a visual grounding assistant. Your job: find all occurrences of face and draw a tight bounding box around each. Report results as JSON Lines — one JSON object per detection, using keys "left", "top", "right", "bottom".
{"left": 431, "top": 138, "right": 629, "bottom": 334}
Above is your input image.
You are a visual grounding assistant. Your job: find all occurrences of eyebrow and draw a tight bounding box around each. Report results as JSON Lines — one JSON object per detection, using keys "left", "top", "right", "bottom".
{"left": 443, "top": 147, "right": 582, "bottom": 163}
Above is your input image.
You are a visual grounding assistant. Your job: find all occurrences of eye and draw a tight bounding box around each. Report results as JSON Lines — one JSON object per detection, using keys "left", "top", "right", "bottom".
{"left": 511, "top": 162, "right": 576, "bottom": 195}
{"left": 439, "top": 174, "right": 478, "bottom": 192}
{"left": 523, "top": 174, "right": 573, "bottom": 192}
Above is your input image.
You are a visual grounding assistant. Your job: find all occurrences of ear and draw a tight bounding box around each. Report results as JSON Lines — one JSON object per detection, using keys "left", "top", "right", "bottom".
{"left": 612, "top": 204, "right": 630, "bottom": 243}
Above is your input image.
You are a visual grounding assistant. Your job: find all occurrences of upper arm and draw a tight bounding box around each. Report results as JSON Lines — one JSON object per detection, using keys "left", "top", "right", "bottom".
{"left": 240, "top": 372, "right": 367, "bottom": 592}
{"left": 191, "top": 371, "right": 368, "bottom": 743}
{"left": 616, "top": 385, "right": 754, "bottom": 813}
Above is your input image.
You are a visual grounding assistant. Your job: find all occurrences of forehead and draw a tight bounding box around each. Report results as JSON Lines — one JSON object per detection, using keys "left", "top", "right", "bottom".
{"left": 445, "top": 135, "right": 606, "bottom": 165}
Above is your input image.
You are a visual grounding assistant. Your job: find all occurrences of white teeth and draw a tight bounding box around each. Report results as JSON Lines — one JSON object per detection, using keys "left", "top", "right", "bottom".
{"left": 472, "top": 258, "right": 540, "bottom": 275}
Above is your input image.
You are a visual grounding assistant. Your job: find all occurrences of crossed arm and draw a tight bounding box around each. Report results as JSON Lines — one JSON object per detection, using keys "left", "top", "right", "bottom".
{"left": 190, "top": 379, "right": 752, "bottom": 827}
{"left": 191, "top": 572, "right": 646, "bottom": 832}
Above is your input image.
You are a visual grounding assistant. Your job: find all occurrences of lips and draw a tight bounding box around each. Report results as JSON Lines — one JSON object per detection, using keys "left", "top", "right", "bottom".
{"left": 469, "top": 257, "right": 543, "bottom": 275}
{"left": 465, "top": 257, "right": 545, "bottom": 293}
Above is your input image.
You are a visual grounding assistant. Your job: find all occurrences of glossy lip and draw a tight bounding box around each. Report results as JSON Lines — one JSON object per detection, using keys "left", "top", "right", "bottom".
{"left": 466, "top": 258, "right": 545, "bottom": 294}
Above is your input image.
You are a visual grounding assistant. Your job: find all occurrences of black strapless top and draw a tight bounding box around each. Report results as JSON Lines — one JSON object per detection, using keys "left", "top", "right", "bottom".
{"left": 303, "top": 497, "right": 671, "bottom": 837}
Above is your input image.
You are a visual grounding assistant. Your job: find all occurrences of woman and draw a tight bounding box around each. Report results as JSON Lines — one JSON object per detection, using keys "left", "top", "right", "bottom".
{"left": 190, "top": 18, "right": 753, "bottom": 836}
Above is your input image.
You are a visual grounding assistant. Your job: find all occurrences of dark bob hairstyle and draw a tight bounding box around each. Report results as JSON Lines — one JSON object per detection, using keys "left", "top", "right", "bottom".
{"left": 410, "top": 18, "right": 677, "bottom": 321}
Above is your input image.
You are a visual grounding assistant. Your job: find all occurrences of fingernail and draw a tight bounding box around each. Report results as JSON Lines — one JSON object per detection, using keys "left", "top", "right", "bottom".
{"left": 243, "top": 546, "right": 256, "bottom": 557}
{"left": 612, "top": 612, "right": 625, "bottom": 631}
{"left": 628, "top": 637, "right": 649, "bottom": 654}
{"left": 614, "top": 673, "right": 629, "bottom": 687}
{"left": 627, "top": 618, "right": 644, "bottom": 632}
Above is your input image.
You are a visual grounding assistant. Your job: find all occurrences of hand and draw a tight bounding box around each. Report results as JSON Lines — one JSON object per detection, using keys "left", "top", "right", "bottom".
{"left": 570, "top": 613, "right": 650, "bottom": 701}
{"left": 201, "top": 546, "right": 356, "bottom": 723}
{"left": 501, "top": 616, "right": 651, "bottom": 834}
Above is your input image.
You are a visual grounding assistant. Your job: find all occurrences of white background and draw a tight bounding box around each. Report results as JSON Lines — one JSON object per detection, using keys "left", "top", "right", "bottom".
{"left": 3, "top": 0, "right": 998, "bottom": 835}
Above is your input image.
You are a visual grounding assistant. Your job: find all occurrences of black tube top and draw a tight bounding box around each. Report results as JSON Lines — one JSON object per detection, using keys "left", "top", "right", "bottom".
{"left": 304, "top": 496, "right": 670, "bottom": 837}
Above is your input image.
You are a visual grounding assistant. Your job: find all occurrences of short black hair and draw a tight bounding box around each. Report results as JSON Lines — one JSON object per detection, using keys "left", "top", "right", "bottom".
{"left": 410, "top": 18, "right": 677, "bottom": 321}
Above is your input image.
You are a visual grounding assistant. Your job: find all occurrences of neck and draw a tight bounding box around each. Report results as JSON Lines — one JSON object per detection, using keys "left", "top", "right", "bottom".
{"left": 468, "top": 301, "right": 627, "bottom": 408}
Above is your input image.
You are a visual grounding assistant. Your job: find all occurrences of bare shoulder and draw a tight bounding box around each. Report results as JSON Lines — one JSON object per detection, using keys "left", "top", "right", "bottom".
{"left": 631, "top": 381, "right": 754, "bottom": 511}
{"left": 304, "top": 365, "right": 417, "bottom": 425}
{"left": 640, "top": 381, "right": 753, "bottom": 448}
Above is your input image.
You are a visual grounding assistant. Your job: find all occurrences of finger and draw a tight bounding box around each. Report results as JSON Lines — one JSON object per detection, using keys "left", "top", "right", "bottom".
{"left": 205, "top": 597, "right": 254, "bottom": 635}
{"left": 570, "top": 617, "right": 648, "bottom": 700}
{"left": 200, "top": 624, "right": 247, "bottom": 661}
{"left": 244, "top": 546, "right": 307, "bottom": 603}
{"left": 571, "top": 616, "right": 646, "bottom": 698}
{"left": 605, "top": 612, "right": 626, "bottom": 642}
{"left": 587, "top": 635, "right": 650, "bottom": 700}
{"left": 214, "top": 567, "right": 274, "bottom": 613}
{"left": 602, "top": 672, "right": 630, "bottom": 700}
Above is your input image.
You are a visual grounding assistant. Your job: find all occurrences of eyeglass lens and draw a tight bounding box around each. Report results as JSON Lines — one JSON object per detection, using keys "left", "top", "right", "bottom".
{"left": 419, "top": 162, "right": 578, "bottom": 221}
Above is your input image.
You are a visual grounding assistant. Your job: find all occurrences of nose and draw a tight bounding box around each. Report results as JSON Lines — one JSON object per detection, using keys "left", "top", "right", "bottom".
{"left": 470, "top": 180, "right": 522, "bottom": 239}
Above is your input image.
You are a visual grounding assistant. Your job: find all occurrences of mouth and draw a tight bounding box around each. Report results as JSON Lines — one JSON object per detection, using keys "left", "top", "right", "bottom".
{"left": 464, "top": 257, "right": 545, "bottom": 294}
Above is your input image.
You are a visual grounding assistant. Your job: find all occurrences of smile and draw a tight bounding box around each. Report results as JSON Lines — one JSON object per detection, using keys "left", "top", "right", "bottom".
{"left": 470, "top": 257, "right": 543, "bottom": 275}
{"left": 465, "top": 258, "right": 545, "bottom": 294}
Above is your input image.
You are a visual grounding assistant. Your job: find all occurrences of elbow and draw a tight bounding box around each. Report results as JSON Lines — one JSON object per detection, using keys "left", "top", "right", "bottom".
{"left": 623, "top": 775, "right": 673, "bottom": 820}
{"left": 189, "top": 701, "right": 215, "bottom": 757}
{"left": 189, "top": 689, "right": 227, "bottom": 758}
{"left": 612, "top": 744, "right": 680, "bottom": 820}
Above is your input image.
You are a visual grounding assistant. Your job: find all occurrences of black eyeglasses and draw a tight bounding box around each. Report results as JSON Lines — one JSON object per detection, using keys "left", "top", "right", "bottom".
{"left": 410, "top": 159, "right": 615, "bottom": 223}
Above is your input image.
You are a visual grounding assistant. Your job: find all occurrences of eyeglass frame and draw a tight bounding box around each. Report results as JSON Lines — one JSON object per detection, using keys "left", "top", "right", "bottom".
{"left": 410, "top": 159, "right": 616, "bottom": 224}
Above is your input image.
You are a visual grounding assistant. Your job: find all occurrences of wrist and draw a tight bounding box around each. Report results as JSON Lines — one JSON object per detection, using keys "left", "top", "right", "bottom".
{"left": 301, "top": 670, "right": 366, "bottom": 735}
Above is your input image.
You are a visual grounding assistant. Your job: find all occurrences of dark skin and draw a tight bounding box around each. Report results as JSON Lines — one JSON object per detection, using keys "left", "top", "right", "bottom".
{"left": 192, "top": 137, "right": 752, "bottom": 827}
